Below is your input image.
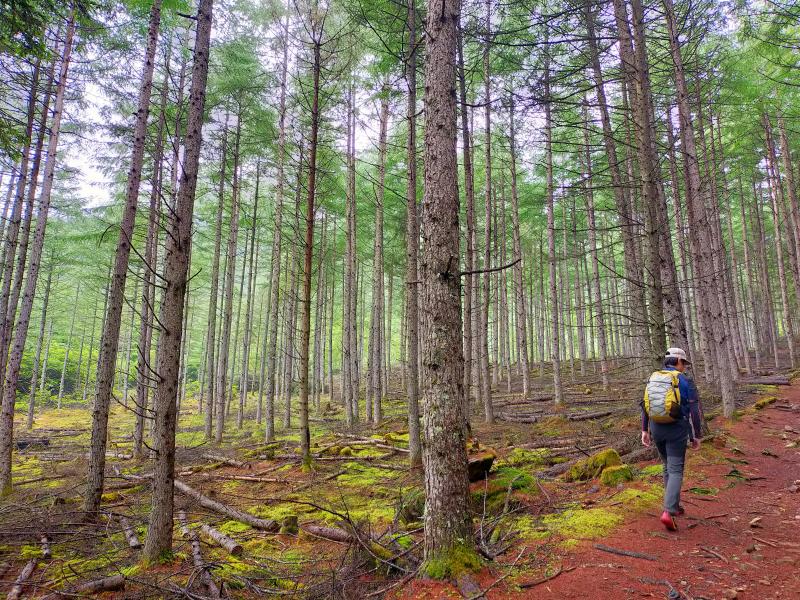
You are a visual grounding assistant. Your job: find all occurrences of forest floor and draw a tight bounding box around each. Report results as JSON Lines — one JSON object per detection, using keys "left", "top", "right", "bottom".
{"left": 0, "top": 364, "right": 797, "bottom": 599}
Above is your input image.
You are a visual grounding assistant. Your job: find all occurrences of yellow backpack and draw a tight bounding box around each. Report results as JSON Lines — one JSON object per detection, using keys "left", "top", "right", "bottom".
{"left": 643, "top": 370, "right": 682, "bottom": 424}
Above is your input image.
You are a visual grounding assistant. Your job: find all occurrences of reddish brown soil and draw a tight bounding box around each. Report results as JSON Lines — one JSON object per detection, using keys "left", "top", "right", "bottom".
{"left": 396, "top": 386, "right": 800, "bottom": 600}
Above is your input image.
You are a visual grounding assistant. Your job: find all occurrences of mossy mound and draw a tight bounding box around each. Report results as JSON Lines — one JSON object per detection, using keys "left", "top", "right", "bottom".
{"left": 600, "top": 464, "right": 634, "bottom": 486}
{"left": 542, "top": 506, "right": 622, "bottom": 542}
{"left": 613, "top": 483, "right": 663, "bottom": 509}
{"left": 566, "top": 448, "right": 621, "bottom": 482}
{"left": 639, "top": 464, "right": 663, "bottom": 478}
{"left": 754, "top": 396, "right": 777, "bottom": 410}
{"left": 422, "top": 543, "right": 483, "bottom": 579}
{"left": 502, "top": 447, "right": 551, "bottom": 467}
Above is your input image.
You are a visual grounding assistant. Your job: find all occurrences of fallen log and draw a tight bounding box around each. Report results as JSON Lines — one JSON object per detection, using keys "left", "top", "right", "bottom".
{"left": 200, "top": 474, "right": 283, "bottom": 483}
{"left": 741, "top": 376, "right": 790, "bottom": 386}
{"left": 42, "top": 575, "right": 126, "bottom": 599}
{"left": 174, "top": 478, "right": 278, "bottom": 532}
{"left": 178, "top": 512, "right": 221, "bottom": 599}
{"left": 7, "top": 558, "right": 37, "bottom": 600}
{"left": 334, "top": 435, "right": 411, "bottom": 454}
{"left": 200, "top": 524, "right": 243, "bottom": 556}
{"left": 202, "top": 453, "right": 249, "bottom": 469}
{"left": 119, "top": 516, "right": 142, "bottom": 549}
{"left": 567, "top": 409, "right": 614, "bottom": 421}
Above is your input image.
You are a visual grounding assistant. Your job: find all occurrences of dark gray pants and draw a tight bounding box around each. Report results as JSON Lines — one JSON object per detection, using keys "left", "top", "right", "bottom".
{"left": 650, "top": 419, "right": 689, "bottom": 514}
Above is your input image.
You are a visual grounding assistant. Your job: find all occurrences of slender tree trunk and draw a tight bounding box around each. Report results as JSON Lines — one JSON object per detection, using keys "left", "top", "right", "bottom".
{"left": 215, "top": 115, "right": 242, "bottom": 443}
{"left": 344, "top": 80, "right": 358, "bottom": 429}
{"left": 0, "top": 9, "right": 75, "bottom": 495}
{"left": 581, "top": 99, "right": 610, "bottom": 388}
{"left": 143, "top": 0, "right": 213, "bottom": 559}
{"left": 544, "top": 53, "right": 563, "bottom": 405}
{"left": 368, "top": 90, "right": 389, "bottom": 426}
{"left": 403, "top": 0, "right": 422, "bottom": 466}
{"left": 203, "top": 121, "right": 228, "bottom": 439}
{"left": 26, "top": 263, "right": 52, "bottom": 429}
{"left": 507, "top": 96, "right": 530, "bottom": 397}
{"left": 238, "top": 166, "right": 260, "bottom": 428}
{"left": 85, "top": 0, "right": 163, "bottom": 516}
{"left": 662, "top": 0, "right": 736, "bottom": 415}
{"left": 298, "top": 25, "right": 322, "bottom": 464}
{"left": 58, "top": 284, "right": 80, "bottom": 407}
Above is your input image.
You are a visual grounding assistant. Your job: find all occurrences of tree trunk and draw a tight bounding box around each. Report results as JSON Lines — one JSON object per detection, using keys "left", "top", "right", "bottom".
{"left": 26, "top": 263, "right": 52, "bottom": 429}
{"left": 0, "top": 9, "right": 75, "bottom": 495}
{"left": 661, "top": 0, "right": 736, "bottom": 415}
{"left": 507, "top": 96, "right": 530, "bottom": 396}
{"left": 215, "top": 114, "right": 242, "bottom": 443}
{"left": 404, "top": 0, "right": 422, "bottom": 466}
{"left": 57, "top": 284, "right": 80, "bottom": 408}
{"left": 544, "top": 51, "right": 563, "bottom": 405}
{"left": 298, "top": 24, "right": 322, "bottom": 464}
{"left": 142, "top": 0, "right": 213, "bottom": 560}
{"left": 369, "top": 89, "right": 389, "bottom": 426}
{"left": 420, "top": 0, "right": 472, "bottom": 562}
{"left": 85, "top": 0, "right": 163, "bottom": 516}
{"left": 238, "top": 165, "right": 260, "bottom": 428}
{"left": 262, "top": 16, "right": 288, "bottom": 442}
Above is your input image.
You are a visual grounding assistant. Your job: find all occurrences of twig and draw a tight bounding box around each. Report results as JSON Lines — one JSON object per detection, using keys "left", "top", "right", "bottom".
{"left": 593, "top": 544, "right": 657, "bottom": 561}
{"left": 520, "top": 565, "right": 576, "bottom": 589}
{"left": 698, "top": 545, "right": 728, "bottom": 563}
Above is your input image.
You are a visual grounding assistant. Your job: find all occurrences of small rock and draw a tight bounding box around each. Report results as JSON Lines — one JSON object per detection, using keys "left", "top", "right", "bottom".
{"left": 749, "top": 516, "right": 762, "bottom": 528}
{"left": 722, "top": 589, "right": 738, "bottom": 599}
{"left": 587, "top": 485, "right": 600, "bottom": 494}
{"left": 758, "top": 579, "right": 771, "bottom": 586}
{"left": 745, "top": 544, "right": 756, "bottom": 553}
{"left": 751, "top": 553, "right": 764, "bottom": 561}
{"left": 788, "top": 484, "right": 798, "bottom": 493}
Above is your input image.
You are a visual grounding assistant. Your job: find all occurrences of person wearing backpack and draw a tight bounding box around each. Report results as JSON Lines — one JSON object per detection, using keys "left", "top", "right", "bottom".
{"left": 641, "top": 347, "right": 704, "bottom": 531}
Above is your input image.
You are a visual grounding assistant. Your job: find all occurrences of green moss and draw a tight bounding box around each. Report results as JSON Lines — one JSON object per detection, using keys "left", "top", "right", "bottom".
{"left": 613, "top": 483, "right": 663, "bottom": 509}
{"left": 542, "top": 506, "right": 622, "bottom": 541}
{"left": 513, "top": 515, "right": 552, "bottom": 541}
{"left": 639, "top": 464, "right": 663, "bottom": 478}
{"left": 754, "top": 396, "right": 777, "bottom": 409}
{"left": 600, "top": 464, "right": 634, "bottom": 486}
{"left": 687, "top": 486, "right": 718, "bottom": 496}
{"left": 422, "top": 543, "right": 483, "bottom": 579}
{"left": 216, "top": 520, "right": 251, "bottom": 535}
{"left": 502, "top": 448, "right": 551, "bottom": 467}
{"left": 566, "top": 448, "right": 621, "bottom": 482}
{"left": 337, "top": 462, "right": 396, "bottom": 486}
{"left": 493, "top": 466, "right": 536, "bottom": 492}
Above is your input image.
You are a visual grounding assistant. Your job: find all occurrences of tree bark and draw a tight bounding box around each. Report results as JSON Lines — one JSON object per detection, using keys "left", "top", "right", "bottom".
{"left": 405, "top": 0, "right": 422, "bottom": 466}
{"left": 0, "top": 9, "right": 75, "bottom": 495}
{"left": 420, "top": 0, "right": 472, "bottom": 562}
{"left": 142, "top": 0, "right": 213, "bottom": 560}
{"left": 85, "top": 0, "right": 163, "bottom": 515}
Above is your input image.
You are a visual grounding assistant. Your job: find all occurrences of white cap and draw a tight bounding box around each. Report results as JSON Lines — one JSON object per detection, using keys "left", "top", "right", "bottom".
{"left": 666, "top": 347, "right": 691, "bottom": 363}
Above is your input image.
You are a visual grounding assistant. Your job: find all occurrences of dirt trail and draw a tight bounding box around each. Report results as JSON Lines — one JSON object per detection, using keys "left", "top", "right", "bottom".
{"left": 396, "top": 384, "right": 800, "bottom": 600}
{"left": 537, "top": 385, "right": 800, "bottom": 599}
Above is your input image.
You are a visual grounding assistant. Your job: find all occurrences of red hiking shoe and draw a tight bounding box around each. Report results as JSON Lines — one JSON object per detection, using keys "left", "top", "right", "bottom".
{"left": 660, "top": 510, "right": 678, "bottom": 531}
{"left": 674, "top": 505, "right": 685, "bottom": 516}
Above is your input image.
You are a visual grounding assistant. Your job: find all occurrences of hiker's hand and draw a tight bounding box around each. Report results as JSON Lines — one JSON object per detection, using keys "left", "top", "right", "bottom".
{"left": 641, "top": 431, "right": 651, "bottom": 447}
{"left": 691, "top": 438, "right": 701, "bottom": 450}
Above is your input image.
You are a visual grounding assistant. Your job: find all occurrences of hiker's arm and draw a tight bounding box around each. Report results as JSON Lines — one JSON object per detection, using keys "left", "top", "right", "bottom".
{"left": 685, "top": 378, "right": 703, "bottom": 442}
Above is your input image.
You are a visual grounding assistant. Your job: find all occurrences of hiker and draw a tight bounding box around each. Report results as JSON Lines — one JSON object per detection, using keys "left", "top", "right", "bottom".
{"left": 641, "top": 347, "right": 703, "bottom": 531}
